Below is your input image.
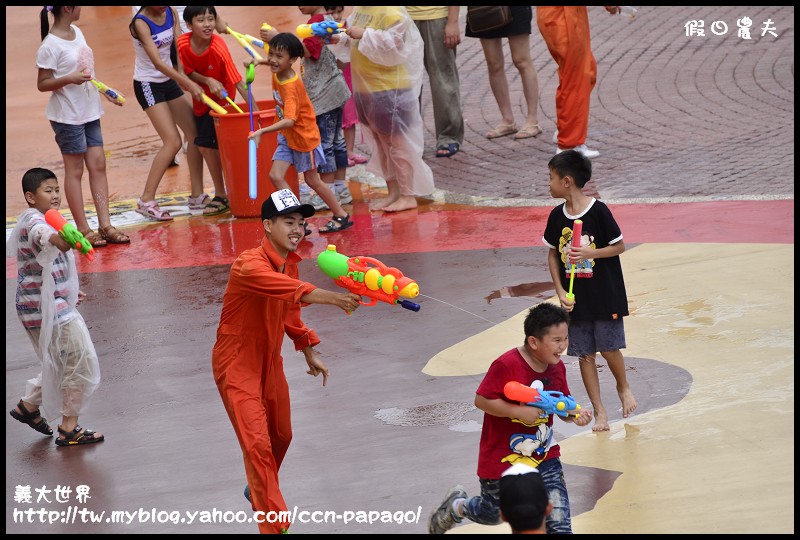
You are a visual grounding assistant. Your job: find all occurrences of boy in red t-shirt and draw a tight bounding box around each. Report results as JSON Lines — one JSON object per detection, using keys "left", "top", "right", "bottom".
{"left": 176, "top": 6, "right": 248, "bottom": 216}
{"left": 428, "top": 302, "right": 592, "bottom": 534}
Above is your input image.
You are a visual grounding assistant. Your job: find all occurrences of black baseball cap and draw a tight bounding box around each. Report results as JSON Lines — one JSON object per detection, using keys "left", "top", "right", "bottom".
{"left": 261, "top": 189, "right": 315, "bottom": 220}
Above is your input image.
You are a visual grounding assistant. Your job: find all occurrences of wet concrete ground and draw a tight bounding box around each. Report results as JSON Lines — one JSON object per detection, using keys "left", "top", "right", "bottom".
{"left": 5, "top": 6, "right": 795, "bottom": 535}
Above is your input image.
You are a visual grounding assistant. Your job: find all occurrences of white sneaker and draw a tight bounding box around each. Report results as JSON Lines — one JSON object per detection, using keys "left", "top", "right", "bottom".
{"left": 336, "top": 185, "right": 353, "bottom": 205}
{"left": 556, "top": 144, "right": 600, "bottom": 159}
{"left": 308, "top": 192, "right": 330, "bottom": 211}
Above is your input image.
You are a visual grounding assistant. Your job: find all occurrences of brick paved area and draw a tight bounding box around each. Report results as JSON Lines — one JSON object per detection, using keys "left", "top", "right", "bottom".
{"left": 418, "top": 6, "right": 794, "bottom": 205}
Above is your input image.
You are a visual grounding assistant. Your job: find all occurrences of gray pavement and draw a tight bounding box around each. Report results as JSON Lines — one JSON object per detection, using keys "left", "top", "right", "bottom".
{"left": 5, "top": 6, "right": 794, "bottom": 535}
{"left": 417, "top": 6, "right": 794, "bottom": 206}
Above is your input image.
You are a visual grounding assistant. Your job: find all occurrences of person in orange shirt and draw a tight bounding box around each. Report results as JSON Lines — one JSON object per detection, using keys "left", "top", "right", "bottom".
{"left": 537, "top": 6, "right": 622, "bottom": 159}
{"left": 249, "top": 33, "right": 353, "bottom": 234}
{"left": 212, "top": 188, "right": 361, "bottom": 534}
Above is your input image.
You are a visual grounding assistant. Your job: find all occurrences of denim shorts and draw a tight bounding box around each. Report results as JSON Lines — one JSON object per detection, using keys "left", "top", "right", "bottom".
{"left": 50, "top": 119, "right": 103, "bottom": 155}
{"left": 567, "top": 318, "right": 626, "bottom": 357}
{"left": 133, "top": 79, "right": 184, "bottom": 110}
{"left": 273, "top": 133, "right": 327, "bottom": 174}
{"left": 194, "top": 112, "right": 218, "bottom": 149}
{"left": 315, "top": 107, "right": 348, "bottom": 174}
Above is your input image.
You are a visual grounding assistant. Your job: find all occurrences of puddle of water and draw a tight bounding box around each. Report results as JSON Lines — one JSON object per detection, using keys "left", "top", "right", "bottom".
{"left": 449, "top": 420, "right": 482, "bottom": 433}
{"left": 374, "top": 402, "right": 475, "bottom": 427}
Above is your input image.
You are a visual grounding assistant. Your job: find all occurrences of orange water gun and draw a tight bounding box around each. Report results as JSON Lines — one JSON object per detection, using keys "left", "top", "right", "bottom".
{"left": 504, "top": 381, "right": 581, "bottom": 419}
{"left": 317, "top": 244, "right": 420, "bottom": 312}
{"left": 44, "top": 209, "right": 95, "bottom": 262}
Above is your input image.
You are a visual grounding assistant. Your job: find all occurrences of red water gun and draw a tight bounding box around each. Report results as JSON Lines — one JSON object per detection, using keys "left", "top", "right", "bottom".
{"left": 44, "top": 209, "right": 95, "bottom": 262}
{"left": 317, "top": 244, "right": 420, "bottom": 312}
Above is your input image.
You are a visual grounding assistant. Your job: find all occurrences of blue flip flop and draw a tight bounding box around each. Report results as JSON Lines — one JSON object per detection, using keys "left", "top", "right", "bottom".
{"left": 435, "top": 143, "right": 459, "bottom": 158}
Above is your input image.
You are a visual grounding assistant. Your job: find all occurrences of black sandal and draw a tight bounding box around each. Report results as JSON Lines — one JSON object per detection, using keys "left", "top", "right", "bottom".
{"left": 55, "top": 425, "right": 105, "bottom": 447}
{"left": 10, "top": 400, "right": 53, "bottom": 436}
{"left": 203, "top": 196, "right": 230, "bottom": 216}
{"left": 319, "top": 214, "right": 353, "bottom": 234}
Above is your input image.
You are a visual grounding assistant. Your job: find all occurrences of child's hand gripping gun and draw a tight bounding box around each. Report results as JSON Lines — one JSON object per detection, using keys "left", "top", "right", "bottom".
{"left": 317, "top": 244, "right": 421, "bottom": 312}
{"left": 504, "top": 381, "right": 581, "bottom": 419}
{"left": 565, "top": 219, "right": 582, "bottom": 302}
{"left": 44, "top": 209, "right": 95, "bottom": 262}
{"left": 77, "top": 49, "right": 125, "bottom": 106}
{"left": 296, "top": 21, "right": 345, "bottom": 41}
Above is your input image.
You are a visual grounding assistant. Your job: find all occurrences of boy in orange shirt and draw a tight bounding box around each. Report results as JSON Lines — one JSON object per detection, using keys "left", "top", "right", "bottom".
{"left": 249, "top": 33, "right": 352, "bottom": 234}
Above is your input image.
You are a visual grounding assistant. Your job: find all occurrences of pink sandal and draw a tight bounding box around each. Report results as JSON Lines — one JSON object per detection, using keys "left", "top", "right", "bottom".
{"left": 188, "top": 193, "right": 211, "bottom": 210}
{"left": 135, "top": 199, "right": 173, "bottom": 221}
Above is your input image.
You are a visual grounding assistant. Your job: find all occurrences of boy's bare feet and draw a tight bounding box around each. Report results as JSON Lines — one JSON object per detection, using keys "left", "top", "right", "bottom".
{"left": 619, "top": 386, "right": 638, "bottom": 418}
{"left": 592, "top": 407, "right": 610, "bottom": 432}
{"left": 382, "top": 196, "right": 418, "bottom": 213}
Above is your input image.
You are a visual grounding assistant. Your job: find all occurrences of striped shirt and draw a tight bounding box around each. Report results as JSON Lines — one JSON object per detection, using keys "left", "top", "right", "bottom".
{"left": 13, "top": 210, "right": 75, "bottom": 329}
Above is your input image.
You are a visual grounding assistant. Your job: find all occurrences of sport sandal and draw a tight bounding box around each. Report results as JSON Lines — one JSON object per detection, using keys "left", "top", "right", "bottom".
{"left": 55, "top": 425, "right": 105, "bottom": 447}
{"left": 99, "top": 225, "right": 131, "bottom": 244}
{"left": 319, "top": 214, "right": 353, "bottom": 234}
{"left": 136, "top": 199, "right": 173, "bottom": 221}
{"left": 203, "top": 196, "right": 230, "bottom": 216}
{"left": 9, "top": 400, "right": 53, "bottom": 436}
{"left": 187, "top": 193, "right": 211, "bottom": 210}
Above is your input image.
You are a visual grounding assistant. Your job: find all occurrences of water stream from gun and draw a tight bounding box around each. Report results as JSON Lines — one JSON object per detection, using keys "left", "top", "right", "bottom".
{"left": 418, "top": 294, "right": 498, "bottom": 325}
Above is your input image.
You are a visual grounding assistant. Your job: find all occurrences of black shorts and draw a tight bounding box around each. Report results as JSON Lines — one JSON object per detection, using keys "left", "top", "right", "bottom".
{"left": 133, "top": 79, "right": 184, "bottom": 111}
{"left": 194, "top": 111, "right": 218, "bottom": 149}
{"left": 465, "top": 6, "right": 532, "bottom": 39}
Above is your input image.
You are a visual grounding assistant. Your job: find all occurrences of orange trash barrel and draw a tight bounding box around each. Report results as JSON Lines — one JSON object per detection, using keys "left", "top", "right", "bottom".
{"left": 211, "top": 99, "right": 299, "bottom": 218}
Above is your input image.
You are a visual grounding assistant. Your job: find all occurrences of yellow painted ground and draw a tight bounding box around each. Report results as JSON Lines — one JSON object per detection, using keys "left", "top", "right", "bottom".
{"left": 426, "top": 243, "right": 794, "bottom": 534}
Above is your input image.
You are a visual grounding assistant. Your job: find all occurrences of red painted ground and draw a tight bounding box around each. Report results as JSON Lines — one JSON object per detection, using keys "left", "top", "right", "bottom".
{"left": 7, "top": 199, "right": 793, "bottom": 278}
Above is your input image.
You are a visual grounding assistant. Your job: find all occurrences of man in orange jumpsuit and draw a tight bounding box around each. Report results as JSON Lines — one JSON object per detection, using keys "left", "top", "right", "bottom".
{"left": 537, "top": 6, "right": 621, "bottom": 159}
{"left": 212, "top": 189, "right": 361, "bottom": 533}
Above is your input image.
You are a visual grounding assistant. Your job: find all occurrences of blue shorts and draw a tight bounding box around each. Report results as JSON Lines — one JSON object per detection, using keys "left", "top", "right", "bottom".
{"left": 194, "top": 112, "right": 218, "bottom": 149}
{"left": 315, "top": 107, "right": 348, "bottom": 174}
{"left": 50, "top": 119, "right": 103, "bottom": 155}
{"left": 567, "top": 318, "right": 626, "bottom": 357}
{"left": 273, "top": 133, "right": 327, "bottom": 174}
{"left": 133, "top": 79, "right": 184, "bottom": 110}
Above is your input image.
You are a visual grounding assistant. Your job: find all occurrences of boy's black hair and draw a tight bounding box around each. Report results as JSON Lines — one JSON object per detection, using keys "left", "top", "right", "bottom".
{"left": 523, "top": 302, "right": 570, "bottom": 341}
{"left": 324, "top": 6, "right": 344, "bottom": 12}
{"left": 269, "top": 33, "right": 305, "bottom": 59}
{"left": 547, "top": 150, "right": 592, "bottom": 188}
{"left": 183, "top": 6, "right": 217, "bottom": 27}
{"left": 22, "top": 168, "right": 57, "bottom": 196}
